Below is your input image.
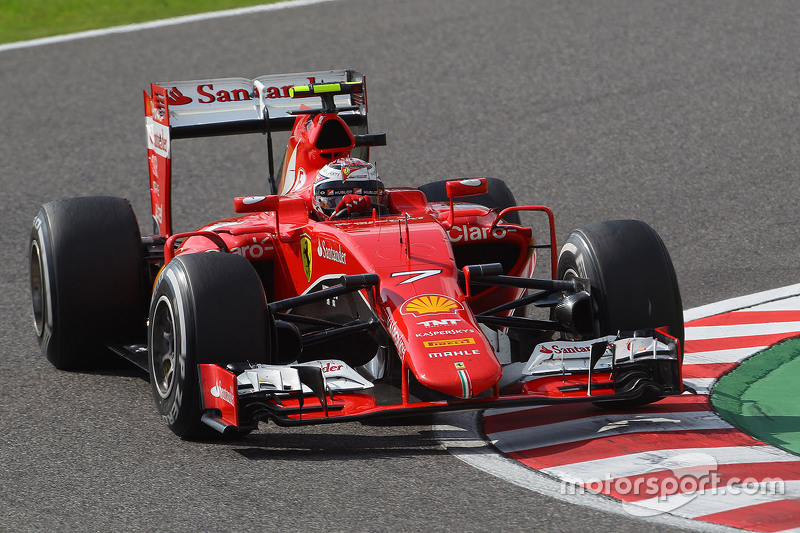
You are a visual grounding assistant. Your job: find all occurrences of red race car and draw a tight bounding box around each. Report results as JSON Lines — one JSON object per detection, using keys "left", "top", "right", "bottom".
{"left": 29, "top": 69, "right": 685, "bottom": 439}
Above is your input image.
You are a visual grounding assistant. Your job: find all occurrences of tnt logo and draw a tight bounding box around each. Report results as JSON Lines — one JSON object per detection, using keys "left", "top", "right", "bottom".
{"left": 419, "top": 319, "right": 459, "bottom": 328}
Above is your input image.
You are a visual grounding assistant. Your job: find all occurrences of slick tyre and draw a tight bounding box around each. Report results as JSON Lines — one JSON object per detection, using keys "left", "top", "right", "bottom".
{"left": 29, "top": 196, "right": 146, "bottom": 370}
{"left": 556, "top": 220, "right": 683, "bottom": 407}
{"left": 418, "top": 177, "right": 521, "bottom": 224}
{"left": 148, "top": 252, "right": 269, "bottom": 439}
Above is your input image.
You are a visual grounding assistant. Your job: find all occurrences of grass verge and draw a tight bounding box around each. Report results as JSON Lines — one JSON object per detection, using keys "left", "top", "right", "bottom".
{"left": 711, "top": 337, "right": 800, "bottom": 456}
{"left": 0, "top": 0, "right": 280, "bottom": 44}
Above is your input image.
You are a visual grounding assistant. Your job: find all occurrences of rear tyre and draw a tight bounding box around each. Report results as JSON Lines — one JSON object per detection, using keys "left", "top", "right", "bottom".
{"left": 29, "top": 196, "right": 146, "bottom": 370}
{"left": 556, "top": 220, "right": 683, "bottom": 407}
{"left": 418, "top": 177, "right": 521, "bottom": 224}
{"left": 148, "top": 252, "right": 269, "bottom": 439}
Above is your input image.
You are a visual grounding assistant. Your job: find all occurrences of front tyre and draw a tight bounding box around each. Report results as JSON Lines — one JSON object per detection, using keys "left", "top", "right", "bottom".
{"left": 557, "top": 220, "right": 683, "bottom": 406}
{"left": 148, "top": 252, "right": 269, "bottom": 439}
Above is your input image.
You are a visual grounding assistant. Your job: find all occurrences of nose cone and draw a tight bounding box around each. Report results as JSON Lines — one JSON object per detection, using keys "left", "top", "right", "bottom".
{"left": 391, "top": 295, "right": 502, "bottom": 399}
{"left": 417, "top": 347, "right": 502, "bottom": 399}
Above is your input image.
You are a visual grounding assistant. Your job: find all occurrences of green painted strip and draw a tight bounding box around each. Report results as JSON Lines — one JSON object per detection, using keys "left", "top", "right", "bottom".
{"left": 711, "top": 337, "right": 800, "bottom": 456}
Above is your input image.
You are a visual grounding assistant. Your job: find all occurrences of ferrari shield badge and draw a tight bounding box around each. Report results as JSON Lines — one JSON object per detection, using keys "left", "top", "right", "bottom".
{"left": 300, "top": 234, "right": 313, "bottom": 281}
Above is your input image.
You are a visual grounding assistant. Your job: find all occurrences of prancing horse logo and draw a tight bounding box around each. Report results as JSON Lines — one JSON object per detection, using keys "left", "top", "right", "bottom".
{"left": 301, "top": 234, "right": 312, "bottom": 282}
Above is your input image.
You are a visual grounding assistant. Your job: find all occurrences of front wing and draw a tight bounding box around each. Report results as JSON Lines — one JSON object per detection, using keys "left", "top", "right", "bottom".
{"left": 198, "top": 332, "right": 683, "bottom": 433}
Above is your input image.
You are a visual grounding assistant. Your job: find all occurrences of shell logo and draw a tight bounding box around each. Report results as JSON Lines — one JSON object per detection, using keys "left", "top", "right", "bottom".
{"left": 401, "top": 295, "right": 463, "bottom": 317}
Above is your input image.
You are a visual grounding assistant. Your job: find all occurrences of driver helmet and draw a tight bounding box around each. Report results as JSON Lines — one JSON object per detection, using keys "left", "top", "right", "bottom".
{"left": 313, "top": 157, "right": 385, "bottom": 216}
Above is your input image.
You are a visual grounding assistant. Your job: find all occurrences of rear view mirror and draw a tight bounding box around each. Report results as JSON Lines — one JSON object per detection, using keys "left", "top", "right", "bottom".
{"left": 446, "top": 178, "right": 488, "bottom": 199}
{"left": 443, "top": 178, "right": 488, "bottom": 229}
{"left": 234, "top": 195, "right": 280, "bottom": 214}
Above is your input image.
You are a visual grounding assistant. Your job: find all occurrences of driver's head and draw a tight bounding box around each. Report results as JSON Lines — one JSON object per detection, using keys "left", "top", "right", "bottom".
{"left": 313, "top": 158, "right": 385, "bottom": 217}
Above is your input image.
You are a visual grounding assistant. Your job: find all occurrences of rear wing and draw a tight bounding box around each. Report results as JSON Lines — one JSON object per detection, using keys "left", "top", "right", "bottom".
{"left": 144, "top": 69, "right": 366, "bottom": 236}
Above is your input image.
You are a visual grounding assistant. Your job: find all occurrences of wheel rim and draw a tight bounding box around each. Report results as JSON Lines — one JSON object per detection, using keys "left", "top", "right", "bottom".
{"left": 30, "top": 240, "right": 46, "bottom": 337}
{"left": 151, "top": 295, "right": 177, "bottom": 399}
{"left": 562, "top": 267, "right": 580, "bottom": 282}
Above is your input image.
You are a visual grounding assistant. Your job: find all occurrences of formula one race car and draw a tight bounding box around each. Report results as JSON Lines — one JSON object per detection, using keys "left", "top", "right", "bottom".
{"left": 29, "top": 69, "right": 685, "bottom": 439}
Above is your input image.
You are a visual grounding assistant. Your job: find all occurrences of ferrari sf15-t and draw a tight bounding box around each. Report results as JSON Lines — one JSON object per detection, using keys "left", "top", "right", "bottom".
{"left": 29, "top": 69, "right": 685, "bottom": 439}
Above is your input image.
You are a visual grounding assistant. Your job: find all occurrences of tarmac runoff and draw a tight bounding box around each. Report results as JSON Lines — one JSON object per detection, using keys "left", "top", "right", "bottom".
{"left": 712, "top": 338, "right": 800, "bottom": 457}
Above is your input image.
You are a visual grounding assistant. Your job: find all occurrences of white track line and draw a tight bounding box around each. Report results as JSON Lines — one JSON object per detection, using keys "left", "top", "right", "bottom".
{"left": 0, "top": 0, "right": 339, "bottom": 53}
{"left": 751, "top": 296, "right": 800, "bottom": 311}
{"left": 683, "top": 285, "right": 800, "bottom": 322}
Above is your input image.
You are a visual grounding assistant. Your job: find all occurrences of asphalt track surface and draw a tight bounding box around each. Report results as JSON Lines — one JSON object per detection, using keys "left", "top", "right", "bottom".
{"left": 0, "top": 1, "right": 797, "bottom": 531}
